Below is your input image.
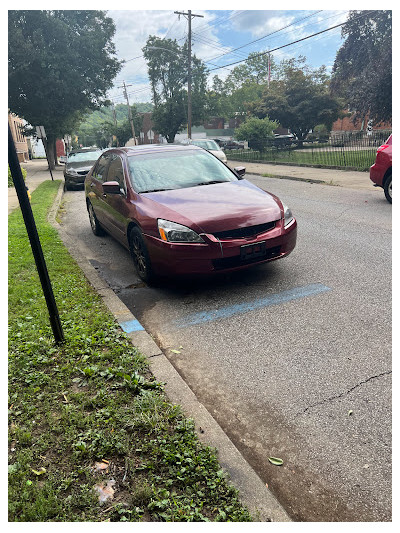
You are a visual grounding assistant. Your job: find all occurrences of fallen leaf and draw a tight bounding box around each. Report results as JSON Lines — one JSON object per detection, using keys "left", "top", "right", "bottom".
{"left": 31, "top": 467, "right": 46, "bottom": 476}
{"left": 268, "top": 457, "right": 283, "bottom": 466}
{"left": 170, "top": 349, "right": 181, "bottom": 354}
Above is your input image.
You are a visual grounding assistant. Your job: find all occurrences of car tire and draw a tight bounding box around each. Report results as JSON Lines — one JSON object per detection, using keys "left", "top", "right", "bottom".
{"left": 64, "top": 180, "right": 73, "bottom": 191}
{"left": 87, "top": 202, "right": 105, "bottom": 236}
{"left": 384, "top": 172, "right": 392, "bottom": 204}
{"left": 129, "top": 226, "right": 154, "bottom": 284}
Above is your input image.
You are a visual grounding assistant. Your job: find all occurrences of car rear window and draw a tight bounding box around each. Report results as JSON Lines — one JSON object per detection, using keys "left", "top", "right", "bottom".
{"left": 192, "top": 140, "right": 220, "bottom": 151}
{"left": 128, "top": 149, "right": 238, "bottom": 193}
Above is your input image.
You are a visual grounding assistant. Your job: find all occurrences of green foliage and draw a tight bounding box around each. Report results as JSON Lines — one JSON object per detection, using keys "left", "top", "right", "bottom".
{"left": 235, "top": 116, "right": 278, "bottom": 151}
{"left": 8, "top": 10, "right": 122, "bottom": 153}
{"left": 251, "top": 58, "right": 342, "bottom": 140}
{"left": 331, "top": 10, "right": 392, "bottom": 123}
{"left": 75, "top": 104, "right": 152, "bottom": 147}
{"left": 206, "top": 53, "right": 273, "bottom": 120}
{"left": 143, "top": 36, "right": 207, "bottom": 142}
{"left": 8, "top": 181, "right": 252, "bottom": 522}
{"left": 8, "top": 165, "right": 27, "bottom": 187}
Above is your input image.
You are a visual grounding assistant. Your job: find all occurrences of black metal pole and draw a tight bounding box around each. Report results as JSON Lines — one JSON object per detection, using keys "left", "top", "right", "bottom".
{"left": 8, "top": 124, "right": 64, "bottom": 344}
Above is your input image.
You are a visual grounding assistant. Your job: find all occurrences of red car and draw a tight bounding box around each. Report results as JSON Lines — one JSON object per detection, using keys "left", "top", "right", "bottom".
{"left": 370, "top": 134, "right": 392, "bottom": 203}
{"left": 84, "top": 145, "right": 297, "bottom": 282}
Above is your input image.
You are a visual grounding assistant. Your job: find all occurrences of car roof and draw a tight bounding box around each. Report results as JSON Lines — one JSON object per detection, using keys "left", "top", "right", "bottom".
{"left": 104, "top": 144, "right": 202, "bottom": 157}
{"left": 69, "top": 147, "right": 102, "bottom": 154}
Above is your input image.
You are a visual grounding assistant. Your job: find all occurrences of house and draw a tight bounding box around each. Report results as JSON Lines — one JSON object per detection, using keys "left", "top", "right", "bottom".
{"left": 8, "top": 112, "right": 29, "bottom": 162}
{"left": 138, "top": 112, "right": 161, "bottom": 144}
{"left": 332, "top": 112, "right": 392, "bottom": 133}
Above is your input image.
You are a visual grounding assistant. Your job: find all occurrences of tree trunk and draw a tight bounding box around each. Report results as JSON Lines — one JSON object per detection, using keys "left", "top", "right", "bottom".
{"left": 45, "top": 134, "right": 56, "bottom": 170}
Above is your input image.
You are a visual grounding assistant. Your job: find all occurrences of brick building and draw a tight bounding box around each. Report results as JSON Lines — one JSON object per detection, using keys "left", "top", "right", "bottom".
{"left": 332, "top": 112, "right": 392, "bottom": 133}
{"left": 8, "top": 112, "right": 29, "bottom": 162}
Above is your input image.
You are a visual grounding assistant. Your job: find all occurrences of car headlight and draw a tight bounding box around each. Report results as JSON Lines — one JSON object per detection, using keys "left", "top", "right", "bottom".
{"left": 282, "top": 203, "right": 294, "bottom": 228}
{"left": 66, "top": 168, "right": 79, "bottom": 176}
{"left": 158, "top": 219, "right": 205, "bottom": 243}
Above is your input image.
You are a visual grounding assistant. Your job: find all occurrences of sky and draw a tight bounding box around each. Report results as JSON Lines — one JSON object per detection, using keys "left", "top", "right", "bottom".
{"left": 105, "top": 4, "right": 353, "bottom": 106}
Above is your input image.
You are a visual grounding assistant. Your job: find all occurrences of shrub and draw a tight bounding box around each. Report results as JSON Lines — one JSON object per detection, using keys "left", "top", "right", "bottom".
{"left": 235, "top": 116, "right": 279, "bottom": 152}
{"left": 8, "top": 165, "right": 27, "bottom": 187}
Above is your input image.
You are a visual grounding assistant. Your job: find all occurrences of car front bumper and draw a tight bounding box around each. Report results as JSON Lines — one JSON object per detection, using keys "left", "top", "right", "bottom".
{"left": 64, "top": 172, "right": 88, "bottom": 185}
{"left": 144, "top": 219, "right": 297, "bottom": 276}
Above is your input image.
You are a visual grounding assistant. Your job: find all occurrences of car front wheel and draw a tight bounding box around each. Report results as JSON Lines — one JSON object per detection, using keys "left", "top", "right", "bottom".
{"left": 87, "top": 202, "right": 105, "bottom": 236}
{"left": 384, "top": 172, "right": 392, "bottom": 204}
{"left": 129, "top": 227, "right": 154, "bottom": 284}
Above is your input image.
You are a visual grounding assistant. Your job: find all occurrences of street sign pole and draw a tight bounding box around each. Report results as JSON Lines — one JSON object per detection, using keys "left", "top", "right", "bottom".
{"left": 36, "top": 125, "right": 54, "bottom": 180}
{"left": 8, "top": 124, "right": 64, "bottom": 344}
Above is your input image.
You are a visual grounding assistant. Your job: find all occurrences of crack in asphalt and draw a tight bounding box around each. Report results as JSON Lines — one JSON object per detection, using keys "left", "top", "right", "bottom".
{"left": 300, "top": 370, "right": 392, "bottom": 415}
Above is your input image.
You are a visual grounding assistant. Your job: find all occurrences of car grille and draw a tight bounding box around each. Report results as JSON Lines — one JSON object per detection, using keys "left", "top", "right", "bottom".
{"left": 212, "top": 246, "right": 281, "bottom": 270}
{"left": 212, "top": 221, "right": 276, "bottom": 240}
{"left": 77, "top": 171, "right": 88, "bottom": 176}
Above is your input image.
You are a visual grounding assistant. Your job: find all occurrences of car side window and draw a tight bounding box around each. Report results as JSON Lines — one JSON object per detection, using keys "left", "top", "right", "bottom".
{"left": 106, "top": 155, "right": 126, "bottom": 194}
{"left": 92, "top": 154, "right": 112, "bottom": 182}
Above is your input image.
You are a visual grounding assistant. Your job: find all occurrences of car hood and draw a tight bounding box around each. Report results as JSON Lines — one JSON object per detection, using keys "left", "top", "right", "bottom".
{"left": 141, "top": 180, "right": 282, "bottom": 234}
{"left": 65, "top": 161, "right": 97, "bottom": 172}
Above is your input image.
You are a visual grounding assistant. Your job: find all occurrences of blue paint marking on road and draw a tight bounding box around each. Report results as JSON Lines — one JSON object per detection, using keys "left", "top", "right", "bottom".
{"left": 120, "top": 318, "right": 145, "bottom": 333}
{"left": 174, "top": 283, "right": 331, "bottom": 328}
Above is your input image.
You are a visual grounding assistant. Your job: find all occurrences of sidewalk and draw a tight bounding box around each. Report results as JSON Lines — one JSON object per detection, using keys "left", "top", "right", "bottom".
{"left": 228, "top": 160, "right": 378, "bottom": 191}
{"left": 8, "top": 159, "right": 65, "bottom": 214}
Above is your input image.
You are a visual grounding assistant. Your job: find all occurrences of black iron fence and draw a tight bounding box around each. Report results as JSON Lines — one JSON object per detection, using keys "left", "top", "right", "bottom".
{"left": 225, "top": 131, "right": 392, "bottom": 171}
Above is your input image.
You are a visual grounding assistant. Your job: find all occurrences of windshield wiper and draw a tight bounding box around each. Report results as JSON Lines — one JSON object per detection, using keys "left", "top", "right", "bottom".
{"left": 193, "top": 180, "right": 227, "bottom": 186}
{"left": 139, "top": 188, "right": 174, "bottom": 193}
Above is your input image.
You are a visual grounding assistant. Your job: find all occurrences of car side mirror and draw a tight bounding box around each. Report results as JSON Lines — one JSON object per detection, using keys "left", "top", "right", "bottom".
{"left": 234, "top": 166, "right": 246, "bottom": 178}
{"left": 102, "top": 181, "right": 121, "bottom": 194}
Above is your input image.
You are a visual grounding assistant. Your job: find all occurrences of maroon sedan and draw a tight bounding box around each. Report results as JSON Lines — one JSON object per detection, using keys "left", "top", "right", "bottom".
{"left": 84, "top": 145, "right": 297, "bottom": 282}
{"left": 370, "top": 134, "right": 392, "bottom": 203}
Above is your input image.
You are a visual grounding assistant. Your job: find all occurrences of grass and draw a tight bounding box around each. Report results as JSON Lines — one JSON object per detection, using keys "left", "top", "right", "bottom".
{"left": 8, "top": 180, "right": 252, "bottom": 523}
{"left": 227, "top": 147, "right": 376, "bottom": 171}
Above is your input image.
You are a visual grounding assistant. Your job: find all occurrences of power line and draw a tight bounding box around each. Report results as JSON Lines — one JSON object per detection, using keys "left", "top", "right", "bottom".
{"left": 202, "top": 10, "right": 324, "bottom": 63}
{"left": 207, "top": 11, "right": 373, "bottom": 73}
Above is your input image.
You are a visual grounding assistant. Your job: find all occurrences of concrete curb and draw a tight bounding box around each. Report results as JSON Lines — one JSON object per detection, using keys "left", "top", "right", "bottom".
{"left": 48, "top": 183, "right": 292, "bottom": 522}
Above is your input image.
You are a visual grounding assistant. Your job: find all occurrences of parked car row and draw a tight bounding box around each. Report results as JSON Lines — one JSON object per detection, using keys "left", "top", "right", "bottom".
{"left": 61, "top": 132, "right": 391, "bottom": 283}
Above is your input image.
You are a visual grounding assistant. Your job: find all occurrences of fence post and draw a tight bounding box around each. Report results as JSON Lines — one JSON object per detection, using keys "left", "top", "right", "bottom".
{"left": 341, "top": 134, "right": 346, "bottom": 166}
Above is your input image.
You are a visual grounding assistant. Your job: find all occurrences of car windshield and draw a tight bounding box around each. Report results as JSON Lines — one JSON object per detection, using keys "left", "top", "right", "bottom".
{"left": 67, "top": 151, "right": 101, "bottom": 163}
{"left": 192, "top": 140, "right": 220, "bottom": 151}
{"left": 128, "top": 149, "right": 238, "bottom": 193}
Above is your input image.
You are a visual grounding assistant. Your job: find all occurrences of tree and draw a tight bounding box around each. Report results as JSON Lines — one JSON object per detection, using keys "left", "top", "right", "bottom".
{"left": 75, "top": 106, "right": 143, "bottom": 148}
{"left": 8, "top": 10, "right": 122, "bottom": 167}
{"left": 251, "top": 59, "right": 342, "bottom": 141}
{"left": 225, "top": 52, "right": 276, "bottom": 90}
{"left": 331, "top": 10, "right": 392, "bottom": 124}
{"left": 235, "top": 116, "right": 278, "bottom": 152}
{"left": 143, "top": 36, "right": 207, "bottom": 142}
{"left": 206, "top": 53, "right": 274, "bottom": 120}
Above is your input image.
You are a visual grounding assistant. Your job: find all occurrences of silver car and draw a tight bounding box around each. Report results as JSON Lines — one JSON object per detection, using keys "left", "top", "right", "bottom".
{"left": 189, "top": 139, "right": 227, "bottom": 163}
{"left": 64, "top": 148, "right": 102, "bottom": 190}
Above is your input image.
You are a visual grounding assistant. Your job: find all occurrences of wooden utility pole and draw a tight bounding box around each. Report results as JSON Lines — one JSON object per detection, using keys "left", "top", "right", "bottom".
{"left": 120, "top": 81, "right": 137, "bottom": 145}
{"left": 174, "top": 10, "right": 204, "bottom": 139}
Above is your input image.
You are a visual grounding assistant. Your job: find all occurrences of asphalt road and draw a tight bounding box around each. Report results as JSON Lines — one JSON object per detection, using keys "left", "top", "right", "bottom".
{"left": 59, "top": 175, "right": 392, "bottom": 521}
